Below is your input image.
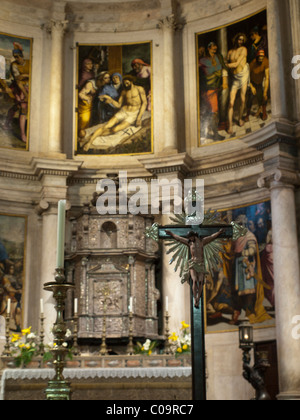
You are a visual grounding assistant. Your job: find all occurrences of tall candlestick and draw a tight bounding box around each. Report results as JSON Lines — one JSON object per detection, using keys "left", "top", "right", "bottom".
{"left": 129, "top": 296, "right": 133, "bottom": 313}
{"left": 7, "top": 299, "right": 11, "bottom": 315}
{"left": 40, "top": 299, "right": 44, "bottom": 315}
{"left": 74, "top": 298, "right": 78, "bottom": 315}
{"left": 166, "top": 296, "right": 169, "bottom": 312}
{"left": 56, "top": 200, "right": 66, "bottom": 269}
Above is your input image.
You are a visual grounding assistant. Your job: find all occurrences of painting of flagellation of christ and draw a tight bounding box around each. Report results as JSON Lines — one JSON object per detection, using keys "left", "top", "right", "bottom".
{"left": 197, "top": 9, "right": 271, "bottom": 146}
{"left": 205, "top": 200, "right": 275, "bottom": 333}
{"left": 0, "top": 32, "right": 32, "bottom": 151}
{"left": 75, "top": 42, "right": 153, "bottom": 156}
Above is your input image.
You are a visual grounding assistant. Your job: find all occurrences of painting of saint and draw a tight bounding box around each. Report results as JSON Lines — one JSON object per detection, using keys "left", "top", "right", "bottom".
{"left": 75, "top": 42, "right": 153, "bottom": 156}
{"left": 0, "top": 33, "right": 32, "bottom": 150}
{"left": 0, "top": 214, "right": 27, "bottom": 333}
{"left": 197, "top": 10, "right": 270, "bottom": 146}
{"left": 205, "top": 201, "right": 275, "bottom": 333}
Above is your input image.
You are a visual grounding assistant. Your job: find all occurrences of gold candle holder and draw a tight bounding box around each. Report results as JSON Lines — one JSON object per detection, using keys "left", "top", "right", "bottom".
{"left": 99, "top": 303, "right": 108, "bottom": 356}
{"left": 2, "top": 312, "right": 11, "bottom": 357}
{"left": 127, "top": 311, "right": 134, "bottom": 355}
{"left": 164, "top": 311, "right": 172, "bottom": 355}
{"left": 73, "top": 314, "right": 80, "bottom": 356}
{"left": 44, "top": 268, "right": 75, "bottom": 400}
{"left": 39, "top": 313, "right": 45, "bottom": 356}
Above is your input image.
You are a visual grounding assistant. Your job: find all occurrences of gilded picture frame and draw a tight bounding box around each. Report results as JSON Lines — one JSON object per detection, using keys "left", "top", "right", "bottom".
{"left": 205, "top": 200, "right": 275, "bottom": 333}
{"left": 75, "top": 41, "right": 153, "bottom": 156}
{"left": 0, "top": 32, "right": 32, "bottom": 151}
{"left": 197, "top": 9, "right": 270, "bottom": 146}
{"left": 0, "top": 214, "right": 27, "bottom": 333}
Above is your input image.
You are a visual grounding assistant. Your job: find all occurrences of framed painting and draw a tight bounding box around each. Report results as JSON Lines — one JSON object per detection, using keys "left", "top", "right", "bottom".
{"left": 206, "top": 200, "right": 275, "bottom": 333}
{"left": 75, "top": 41, "right": 153, "bottom": 156}
{"left": 0, "top": 33, "right": 32, "bottom": 151}
{"left": 0, "top": 214, "right": 27, "bottom": 333}
{"left": 197, "top": 9, "right": 270, "bottom": 146}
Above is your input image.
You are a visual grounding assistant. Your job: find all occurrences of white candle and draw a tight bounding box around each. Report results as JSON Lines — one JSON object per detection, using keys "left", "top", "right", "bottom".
{"left": 7, "top": 299, "right": 11, "bottom": 315}
{"left": 40, "top": 299, "right": 44, "bottom": 315}
{"left": 166, "top": 296, "right": 169, "bottom": 312}
{"left": 129, "top": 297, "right": 133, "bottom": 313}
{"left": 74, "top": 298, "right": 78, "bottom": 315}
{"left": 56, "top": 200, "right": 66, "bottom": 269}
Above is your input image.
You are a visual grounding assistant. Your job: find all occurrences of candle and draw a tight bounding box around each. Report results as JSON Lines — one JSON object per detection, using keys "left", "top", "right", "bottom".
{"left": 7, "top": 299, "right": 11, "bottom": 315}
{"left": 166, "top": 296, "right": 169, "bottom": 312}
{"left": 56, "top": 200, "right": 66, "bottom": 269}
{"left": 129, "top": 297, "right": 133, "bottom": 313}
{"left": 74, "top": 298, "right": 78, "bottom": 315}
{"left": 40, "top": 299, "right": 44, "bottom": 315}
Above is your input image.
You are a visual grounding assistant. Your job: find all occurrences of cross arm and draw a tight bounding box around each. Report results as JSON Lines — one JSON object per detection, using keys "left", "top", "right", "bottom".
{"left": 158, "top": 224, "right": 233, "bottom": 240}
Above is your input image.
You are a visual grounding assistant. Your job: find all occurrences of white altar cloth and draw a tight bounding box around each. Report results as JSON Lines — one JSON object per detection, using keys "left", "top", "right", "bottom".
{"left": 0, "top": 367, "right": 192, "bottom": 400}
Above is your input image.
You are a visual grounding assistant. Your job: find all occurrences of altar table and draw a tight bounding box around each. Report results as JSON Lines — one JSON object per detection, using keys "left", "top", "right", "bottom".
{"left": 0, "top": 367, "right": 192, "bottom": 400}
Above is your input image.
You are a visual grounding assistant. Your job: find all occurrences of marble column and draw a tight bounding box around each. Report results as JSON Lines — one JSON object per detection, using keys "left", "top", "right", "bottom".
{"left": 267, "top": 0, "right": 288, "bottom": 120}
{"left": 37, "top": 171, "right": 69, "bottom": 342}
{"left": 47, "top": 19, "right": 68, "bottom": 154}
{"left": 39, "top": 203, "right": 58, "bottom": 343}
{"left": 289, "top": 0, "right": 300, "bottom": 119}
{"left": 258, "top": 170, "right": 300, "bottom": 400}
{"left": 157, "top": 15, "right": 179, "bottom": 154}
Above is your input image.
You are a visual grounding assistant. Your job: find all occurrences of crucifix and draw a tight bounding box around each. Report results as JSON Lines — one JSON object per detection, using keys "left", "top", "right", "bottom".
{"left": 147, "top": 217, "right": 246, "bottom": 401}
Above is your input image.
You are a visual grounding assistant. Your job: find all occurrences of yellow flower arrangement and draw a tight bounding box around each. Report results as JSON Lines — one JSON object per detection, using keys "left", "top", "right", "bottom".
{"left": 169, "top": 321, "right": 191, "bottom": 356}
{"left": 10, "top": 327, "right": 38, "bottom": 368}
{"left": 169, "top": 332, "right": 179, "bottom": 342}
{"left": 21, "top": 326, "right": 32, "bottom": 336}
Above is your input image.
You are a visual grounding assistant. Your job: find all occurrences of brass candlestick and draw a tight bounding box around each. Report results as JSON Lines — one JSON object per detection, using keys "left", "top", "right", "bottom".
{"left": 99, "top": 303, "right": 108, "bottom": 356}
{"left": 164, "top": 311, "right": 172, "bottom": 355}
{"left": 44, "top": 268, "right": 75, "bottom": 400}
{"left": 127, "top": 311, "right": 134, "bottom": 355}
{"left": 2, "top": 312, "right": 11, "bottom": 357}
{"left": 39, "top": 313, "right": 45, "bottom": 356}
{"left": 73, "top": 314, "right": 80, "bottom": 356}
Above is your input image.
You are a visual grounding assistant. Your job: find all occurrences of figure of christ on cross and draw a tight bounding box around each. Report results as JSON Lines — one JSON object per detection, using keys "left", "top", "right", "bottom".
{"left": 165, "top": 228, "right": 225, "bottom": 308}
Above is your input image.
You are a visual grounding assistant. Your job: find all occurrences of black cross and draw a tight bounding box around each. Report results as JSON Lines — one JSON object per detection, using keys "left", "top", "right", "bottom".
{"left": 158, "top": 224, "right": 234, "bottom": 401}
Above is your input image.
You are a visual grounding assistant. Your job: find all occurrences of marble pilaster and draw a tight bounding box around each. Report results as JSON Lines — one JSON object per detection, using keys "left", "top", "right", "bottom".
{"left": 157, "top": 15, "right": 182, "bottom": 154}
{"left": 46, "top": 19, "right": 68, "bottom": 155}
{"left": 32, "top": 158, "right": 82, "bottom": 342}
{"left": 267, "top": 0, "right": 287, "bottom": 120}
{"left": 289, "top": 0, "right": 300, "bottom": 119}
{"left": 258, "top": 169, "right": 300, "bottom": 400}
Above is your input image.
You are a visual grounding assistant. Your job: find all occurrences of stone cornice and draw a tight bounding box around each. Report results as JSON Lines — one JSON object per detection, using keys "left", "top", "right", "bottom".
{"left": 190, "top": 148, "right": 264, "bottom": 177}
{"left": 139, "top": 153, "right": 194, "bottom": 178}
{"left": 191, "top": 154, "right": 264, "bottom": 177}
{"left": 256, "top": 135, "right": 297, "bottom": 152}
{"left": 0, "top": 157, "right": 83, "bottom": 182}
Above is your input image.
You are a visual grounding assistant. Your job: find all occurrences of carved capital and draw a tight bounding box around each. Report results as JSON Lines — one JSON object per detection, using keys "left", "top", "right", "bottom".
{"left": 258, "top": 169, "right": 300, "bottom": 190}
{"left": 42, "top": 19, "right": 69, "bottom": 35}
{"left": 35, "top": 199, "right": 50, "bottom": 216}
{"left": 157, "top": 14, "right": 184, "bottom": 31}
{"left": 35, "top": 199, "right": 71, "bottom": 216}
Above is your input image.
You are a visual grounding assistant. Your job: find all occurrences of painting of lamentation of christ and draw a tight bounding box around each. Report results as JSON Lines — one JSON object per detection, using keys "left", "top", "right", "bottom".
{"left": 76, "top": 42, "right": 153, "bottom": 156}
{"left": 0, "top": 33, "right": 31, "bottom": 151}
{"left": 0, "top": 214, "right": 27, "bottom": 333}
{"left": 206, "top": 201, "right": 275, "bottom": 333}
{"left": 197, "top": 9, "right": 270, "bottom": 146}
